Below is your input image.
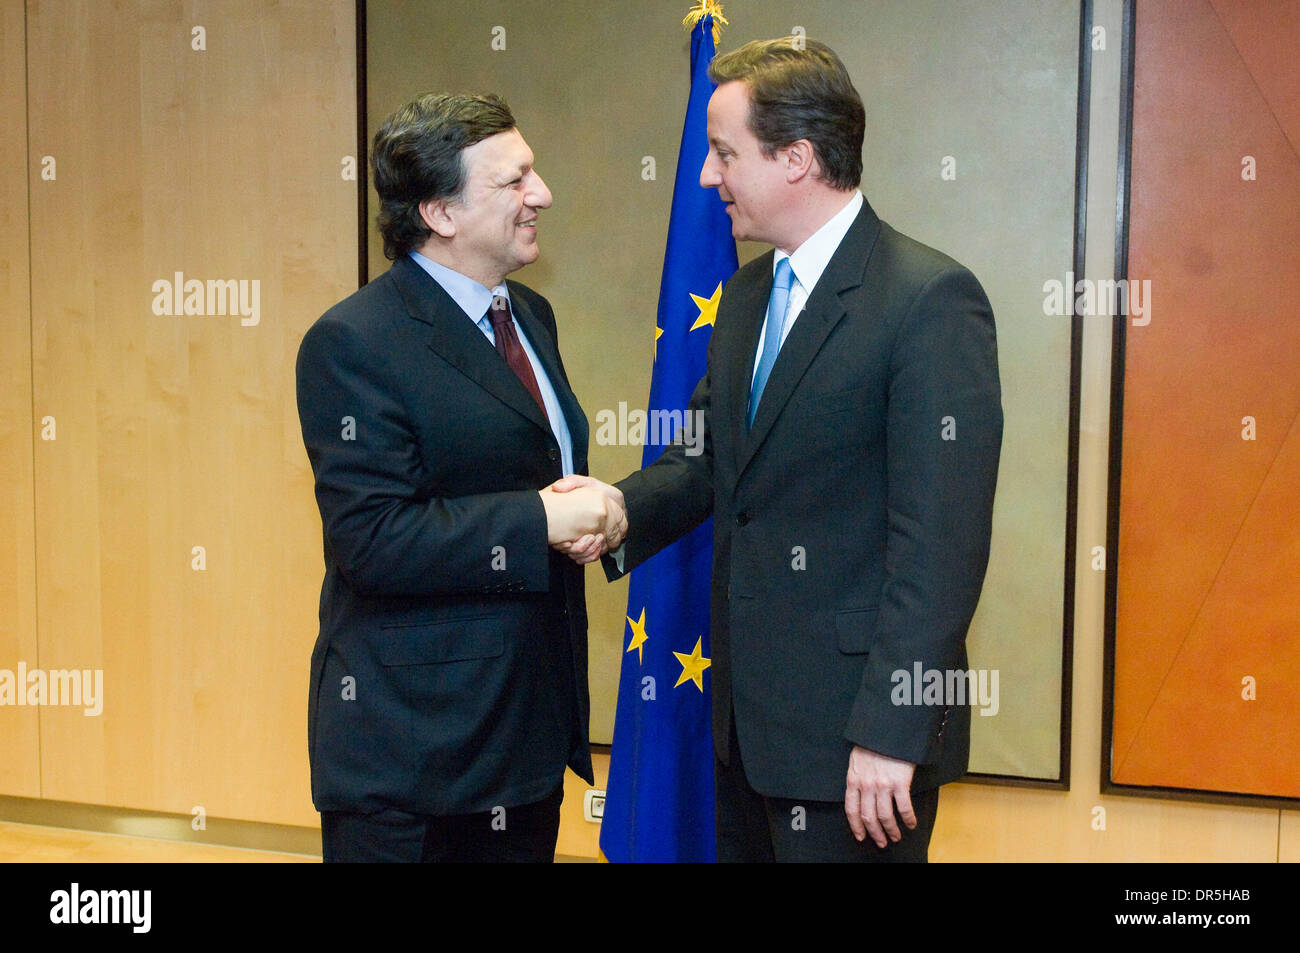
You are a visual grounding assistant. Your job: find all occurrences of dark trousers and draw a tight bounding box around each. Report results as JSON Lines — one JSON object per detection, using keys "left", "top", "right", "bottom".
{"left": 320, "top": 785, "right": 564, "bottom": 863}
{"left": 715, "top": 715, "right": 939, "bottom": 862}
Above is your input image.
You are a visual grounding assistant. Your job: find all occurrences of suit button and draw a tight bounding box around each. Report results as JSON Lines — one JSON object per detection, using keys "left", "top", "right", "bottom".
{"left": 735, "top": 512, "right": 749, "bottom": 527}
{"left": 547, "top": 448, "right": 559, "bottom": 461}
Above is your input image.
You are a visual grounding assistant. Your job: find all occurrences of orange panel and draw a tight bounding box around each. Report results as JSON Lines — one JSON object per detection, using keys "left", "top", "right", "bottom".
{"left": 1113, "top": 0, "right": 1300, "bottom": 797}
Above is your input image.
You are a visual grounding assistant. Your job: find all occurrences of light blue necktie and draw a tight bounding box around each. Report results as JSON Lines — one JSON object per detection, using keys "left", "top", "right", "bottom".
{"left": 748, "top": 257, "right": 795, "bottom": 428}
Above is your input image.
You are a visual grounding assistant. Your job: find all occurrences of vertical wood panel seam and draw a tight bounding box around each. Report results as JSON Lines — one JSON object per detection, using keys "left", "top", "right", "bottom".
{"left": 21, "top": 0, "right": 43, "bottom": 799}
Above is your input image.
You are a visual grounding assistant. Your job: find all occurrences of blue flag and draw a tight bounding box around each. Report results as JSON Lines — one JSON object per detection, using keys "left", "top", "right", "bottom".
{"left": 599, "top": 14, "right": 738, "bottom": 863}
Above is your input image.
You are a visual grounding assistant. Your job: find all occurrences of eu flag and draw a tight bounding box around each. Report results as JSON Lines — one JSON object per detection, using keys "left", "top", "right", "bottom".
{"left": 599, "top": 13, "right": 738, "bottom": 863}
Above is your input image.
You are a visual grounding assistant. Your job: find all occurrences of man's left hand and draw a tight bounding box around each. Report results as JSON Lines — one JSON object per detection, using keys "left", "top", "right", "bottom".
{"left": 845, "top": 745, "right": 917, "bottom": 849}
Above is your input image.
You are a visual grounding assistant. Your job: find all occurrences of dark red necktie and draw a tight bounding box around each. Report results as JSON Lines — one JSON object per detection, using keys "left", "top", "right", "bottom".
{"left": 487, "top": 299, "right": 550, "bottom": 424}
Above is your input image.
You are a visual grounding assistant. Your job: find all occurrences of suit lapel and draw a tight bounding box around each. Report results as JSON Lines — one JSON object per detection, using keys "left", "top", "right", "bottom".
{"left": 390, "top": 256, "right": 554, "bottom": 437}
{"left": 735, "top": 204, "right": 883, "bottom": 480}
{"left": 724, "top": 253, "right": 776, "bottom": 478}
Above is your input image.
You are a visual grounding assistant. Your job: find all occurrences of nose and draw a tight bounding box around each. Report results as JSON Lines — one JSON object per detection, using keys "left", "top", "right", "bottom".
{"left": 699, "top": 152, "right": 722, "bottom": 189}
{"left": 526, "top": 171, "right": 552, "bottom": 210}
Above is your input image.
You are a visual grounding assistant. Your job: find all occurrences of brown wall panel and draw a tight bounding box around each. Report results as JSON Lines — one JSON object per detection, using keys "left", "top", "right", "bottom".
{"left": 1112, "top": 0, "right": 1300, "bottom": 798}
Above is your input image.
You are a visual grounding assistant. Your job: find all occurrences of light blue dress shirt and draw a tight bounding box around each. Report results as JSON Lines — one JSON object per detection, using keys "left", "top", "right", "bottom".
{"left": 409, "top": 251, "right": 575, "bottom": 476}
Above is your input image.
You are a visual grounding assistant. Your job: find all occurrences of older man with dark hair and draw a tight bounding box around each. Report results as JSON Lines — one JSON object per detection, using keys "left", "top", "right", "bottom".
{"left": 561, "top": 37, "right": 1003, "bottom": 862}
{"left": 296, "top": 92, "right": 624, "bottom": 862}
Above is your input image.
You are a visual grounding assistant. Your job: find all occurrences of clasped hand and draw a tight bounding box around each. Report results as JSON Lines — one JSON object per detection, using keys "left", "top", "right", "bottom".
{"left": 537, "top": 475, "right": 626, "bottom": 564}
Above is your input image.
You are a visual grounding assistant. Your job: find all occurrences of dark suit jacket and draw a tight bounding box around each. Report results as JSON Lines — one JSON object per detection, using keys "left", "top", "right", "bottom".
{"left": 296, "top": 254, "right": 593, "bottom": 816}
{"left": 607, "top": 198, "right": 1002, "bottom": 801}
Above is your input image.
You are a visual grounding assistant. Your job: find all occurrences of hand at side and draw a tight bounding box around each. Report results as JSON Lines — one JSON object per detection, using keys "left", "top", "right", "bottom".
{"left": 844, "top": 745, "right": 917, "bottom": 849}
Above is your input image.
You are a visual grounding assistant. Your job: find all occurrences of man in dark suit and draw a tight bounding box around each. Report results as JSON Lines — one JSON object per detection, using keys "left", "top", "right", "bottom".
{"left": 296, "top": 92, "right": 625, "bottom": 862}
{"left": 558, "top": 38, "right": 1002, "bottom": 861}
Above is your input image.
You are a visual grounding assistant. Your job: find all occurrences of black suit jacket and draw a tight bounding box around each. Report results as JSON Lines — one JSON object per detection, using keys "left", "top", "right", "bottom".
{"left": 296, "top": 254, "right": 593, "bottom": 816}
{"left": 607, "top": 198, "right": 1002, "bottom": 801}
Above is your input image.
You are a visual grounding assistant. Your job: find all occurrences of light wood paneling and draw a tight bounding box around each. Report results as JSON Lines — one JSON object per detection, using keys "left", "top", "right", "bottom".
{"left": 0, "top": 0, "right": 41, "bottom": 799}
{"left": 0, "top": 820, "right": 313, "bottom": 862}
{"left": 1280, "top": 811, "right": 1299, "bottom": 862}
{"left": 557, "top": 756, "right": 609, "bottom": 860}
{"left": 25, "top": 0, "right": 356, "bottom": 826}
{"left": 932, "top": 784, "right": 1279, "bottom": 862}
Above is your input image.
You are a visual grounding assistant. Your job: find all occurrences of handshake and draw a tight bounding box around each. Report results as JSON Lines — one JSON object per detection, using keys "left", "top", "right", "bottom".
{"left": 537, "top": 476, "right": 627, "bottom": 565}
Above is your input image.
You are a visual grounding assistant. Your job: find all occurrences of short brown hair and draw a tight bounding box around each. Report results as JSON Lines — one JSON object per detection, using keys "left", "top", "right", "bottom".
{"left": 709, "top": 37, "right": 864, "bottom": 190}
{"left": 371, "top": 92, "right": 516, "bottom": 260}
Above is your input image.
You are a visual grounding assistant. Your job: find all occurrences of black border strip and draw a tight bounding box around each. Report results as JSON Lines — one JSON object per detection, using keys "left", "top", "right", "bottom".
{"left": 1101, "top": 0, "right": 1300, "bottom": 811}
{"left": 1055, "top": 0, "right": 1091, "bottom": 791}
{"left": 356, "top": 0, "right": 368, "bottom": 288}
{"left": 961, "top": 0, "right": 1092, "bottom": 791}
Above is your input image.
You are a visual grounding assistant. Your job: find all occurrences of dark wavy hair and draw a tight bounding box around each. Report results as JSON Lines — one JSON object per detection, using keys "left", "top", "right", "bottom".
{"left": 371, "top": 92, "right": 516, "bottom": 260}
{"left": 709, "top": 37, "right": 864, "bottom": 190}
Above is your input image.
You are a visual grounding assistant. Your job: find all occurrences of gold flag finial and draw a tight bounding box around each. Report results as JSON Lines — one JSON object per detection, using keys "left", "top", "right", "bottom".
{"left": 682, "top": 1, "right": 728, "bottom": 45}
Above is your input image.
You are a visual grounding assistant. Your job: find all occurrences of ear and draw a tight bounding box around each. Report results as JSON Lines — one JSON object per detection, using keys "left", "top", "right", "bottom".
{"left": 418, "top": 197, "right": 456, "bottom": 239}
{"left": 782, "top": 139, "right": 819, "bottom": 184}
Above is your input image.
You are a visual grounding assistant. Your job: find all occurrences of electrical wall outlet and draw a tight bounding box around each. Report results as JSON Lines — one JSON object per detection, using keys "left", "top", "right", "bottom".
{"left": 583, "top": 789, "right": 605, "bottom": 822}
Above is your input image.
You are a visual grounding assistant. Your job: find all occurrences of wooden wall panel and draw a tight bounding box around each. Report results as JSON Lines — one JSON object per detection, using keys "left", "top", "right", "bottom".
{"left": 0, "top": 0, "right": 41, "bottom": 798}
{"left": 26, "top": 0, "right": 356, "bottom": 826}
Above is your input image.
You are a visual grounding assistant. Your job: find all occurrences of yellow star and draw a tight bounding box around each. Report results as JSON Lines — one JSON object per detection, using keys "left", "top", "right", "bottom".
{"left": 688, "top": 283, "right": 724, "bottom": 332}
{"left": 672, "top": 636, "right": 712, "bottom": 691}
{"left": 653, "top": 325, "right": 664, "bottom": 361}
{"left": 626, "top": 608, "right": 649, "bottom": 664}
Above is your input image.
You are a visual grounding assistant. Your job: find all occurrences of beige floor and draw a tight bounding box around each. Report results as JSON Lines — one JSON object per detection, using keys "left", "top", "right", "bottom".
{"left": 0, "top": 821, "right": 316, "bottom": 863}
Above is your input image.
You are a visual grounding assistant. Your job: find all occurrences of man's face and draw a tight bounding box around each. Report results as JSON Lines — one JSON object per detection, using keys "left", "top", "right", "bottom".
{"left": 700, "top": 81, "right": 788, "bottom": 246}
{"left": 444, "top": 128, "right": 551, "bottom": 287}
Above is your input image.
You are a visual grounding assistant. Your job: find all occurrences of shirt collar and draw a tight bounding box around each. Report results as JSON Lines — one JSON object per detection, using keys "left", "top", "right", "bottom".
{"left": 775, "top": 190, "right": 864, "bottom": 296}
{"left": 408, "top": 251, "right": 510, "bottom": 324}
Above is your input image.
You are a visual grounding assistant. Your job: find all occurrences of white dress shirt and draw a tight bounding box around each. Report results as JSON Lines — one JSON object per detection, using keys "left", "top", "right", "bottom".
{"left": 750, "top": 190, "right": 864, "bottom": 386}
{"left": 409, "top": 251, "right": 575, "bottom": 476}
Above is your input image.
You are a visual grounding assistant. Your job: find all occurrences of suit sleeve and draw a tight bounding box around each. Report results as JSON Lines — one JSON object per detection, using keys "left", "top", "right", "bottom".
{"left": 843, "top": 266, "right": 1003, "bottom": 764}
{"left": 601, "top": 352, "right": 717, "bottom": 582}
{"left": 296, "top": 315, "right": 551, "bottom": 598}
